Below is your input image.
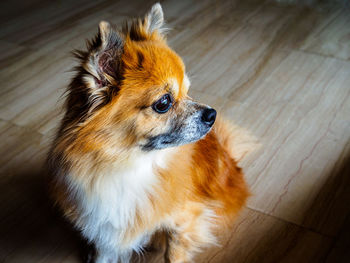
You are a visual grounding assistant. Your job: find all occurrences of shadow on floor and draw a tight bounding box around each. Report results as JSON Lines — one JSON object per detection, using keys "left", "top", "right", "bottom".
{"left": 0, "top": 164, "right": 92, "bottom": 262}
{"left": 244, "top": 152, "right": 350, "bottom": 263}
{"left": 0, "top": 157, "right": 168, "bottom": 263}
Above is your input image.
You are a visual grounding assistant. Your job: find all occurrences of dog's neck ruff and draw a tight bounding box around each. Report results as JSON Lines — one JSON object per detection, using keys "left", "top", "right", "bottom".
{"left": 68, "top": 148, "right": 172, "bottom": 254}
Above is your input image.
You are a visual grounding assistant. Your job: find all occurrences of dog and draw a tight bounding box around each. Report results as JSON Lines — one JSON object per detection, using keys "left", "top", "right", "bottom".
{"left": 47, "top": 3, "right": 250, "bottom": 263}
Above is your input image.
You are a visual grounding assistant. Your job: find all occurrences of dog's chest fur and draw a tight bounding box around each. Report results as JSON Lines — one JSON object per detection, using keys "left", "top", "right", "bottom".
{"left": 71, "top": 151, "right": 170, "bottom": 254}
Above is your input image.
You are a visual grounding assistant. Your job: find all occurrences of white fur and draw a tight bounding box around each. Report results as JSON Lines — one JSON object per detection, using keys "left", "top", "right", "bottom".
{"left": 67, "top": 149, "right": 172, "bottom": 262}
{"left": 183, "top": 74, "right": 190, "bottom": 93}
{"left": 164, "top": 205, "right": 218, "bottom": 259}
{"left": 169, "top": 75, "right": 190, "bottom": 96}
{"left": 168, "top": 77, "right": 180, "bottom": 97}
{"left": 145, "top": 3, "right": 165, "bottom": 34}
{"left": 194, "top": 208, "right": 218, "bottom": 247}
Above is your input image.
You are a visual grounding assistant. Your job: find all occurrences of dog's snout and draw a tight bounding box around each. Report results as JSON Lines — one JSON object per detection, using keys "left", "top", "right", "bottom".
{"left": 201, "top": 108, "right": 217, "bottom": 127}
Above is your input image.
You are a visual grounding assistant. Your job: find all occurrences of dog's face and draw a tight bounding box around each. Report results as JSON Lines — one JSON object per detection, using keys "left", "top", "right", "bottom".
{"left": 120, "top": 39, "right": 217, "bottom": 151}
{"left": 73, "top": 4, "right": 216, "bottom": 152}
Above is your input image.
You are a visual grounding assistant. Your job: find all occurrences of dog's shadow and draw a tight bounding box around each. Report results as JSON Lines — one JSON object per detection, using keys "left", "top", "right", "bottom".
{"left": 0, "top": 165, "right": 87, "bottom": 262}
{"left": 0, "top": 161, "right": 167, "bottom": 263}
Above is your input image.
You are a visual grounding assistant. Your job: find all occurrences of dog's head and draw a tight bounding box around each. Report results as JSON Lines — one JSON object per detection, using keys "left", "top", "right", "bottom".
{"left": 68, "top": 3, "right": 216, "bottom": 152}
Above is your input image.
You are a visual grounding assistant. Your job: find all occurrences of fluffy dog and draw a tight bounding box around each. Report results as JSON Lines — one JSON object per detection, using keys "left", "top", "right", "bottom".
{"left": 48, "top": 3, "right": 250, "bottom": 263}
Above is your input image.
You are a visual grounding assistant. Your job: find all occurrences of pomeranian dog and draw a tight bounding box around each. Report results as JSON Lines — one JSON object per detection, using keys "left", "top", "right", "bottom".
{"left": 48, "top": 3, "right": 251, "bottom": 263}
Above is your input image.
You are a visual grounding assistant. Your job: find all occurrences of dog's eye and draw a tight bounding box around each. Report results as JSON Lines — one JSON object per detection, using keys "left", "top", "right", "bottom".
{"left": 152, "top": 94, "right": 172, "bottom": 114}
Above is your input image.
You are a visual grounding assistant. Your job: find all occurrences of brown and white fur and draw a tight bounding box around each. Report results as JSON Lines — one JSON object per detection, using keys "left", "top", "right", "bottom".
{"left": 47, "top": 3, "right": 252, "bottom": 263}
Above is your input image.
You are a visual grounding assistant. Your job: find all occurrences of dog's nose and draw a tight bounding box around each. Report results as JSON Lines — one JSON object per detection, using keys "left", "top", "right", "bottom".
{"left": 201, "top": 108, "right": 217, "bottom": 127}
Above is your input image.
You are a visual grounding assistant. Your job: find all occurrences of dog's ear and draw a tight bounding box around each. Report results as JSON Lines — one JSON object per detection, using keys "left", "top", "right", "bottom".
{"left": 126, "top": 3, "right": 166, "bottom": 41}
{"left": 144, "top": 3, "right": 165, "bottom": 36}
{"left": 85, "top": 21, "right": 124, "bottom": 85}
{"left": 76, "top": 21, "right": 124, "bottom": 113}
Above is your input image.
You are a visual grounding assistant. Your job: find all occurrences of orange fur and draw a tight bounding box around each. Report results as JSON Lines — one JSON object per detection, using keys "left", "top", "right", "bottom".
{"left": 48, "top": 3, "right": 254, "bottom": 263}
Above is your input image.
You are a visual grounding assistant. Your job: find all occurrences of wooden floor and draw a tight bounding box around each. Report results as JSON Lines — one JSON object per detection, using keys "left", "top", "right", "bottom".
{"left": 1, "top": 0, "right": 349, "bottom": 262}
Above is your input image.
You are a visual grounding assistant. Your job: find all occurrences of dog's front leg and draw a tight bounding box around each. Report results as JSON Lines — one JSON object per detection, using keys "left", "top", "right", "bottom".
{"left": 92, "top": 241, "right": 131, "bottom": 263}
{"left": 92, "top": 245, "right": 133, "bottom": 263}
{"left": 164, "top": 205, "right": 217, "bottom": 263}
{"left": 93, "top": 245, "right": 115, "bottom": 263}
{"left": 164, "top": 231, "right": 193, "bottom": 263}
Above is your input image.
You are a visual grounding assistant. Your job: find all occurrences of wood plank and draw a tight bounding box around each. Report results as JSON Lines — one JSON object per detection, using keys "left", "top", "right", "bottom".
{"left": 325, "top": 212, "right": 350, "bottom": 263}
{"left": 299, "top": 9, "right": 350, "bottom": 60}
{"left": 0, "top": 0, "right": 350, "bottom": 262}
{"left": 195, "top": 208, "right": 333, "bottom": 263}
{"left": 220, "top": 50, "right": 350, "bottom": 236}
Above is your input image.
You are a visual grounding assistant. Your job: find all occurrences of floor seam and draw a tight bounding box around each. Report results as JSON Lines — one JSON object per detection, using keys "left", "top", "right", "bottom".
{"left": 245, "top": 206, "right": 335, "bottom": 239}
